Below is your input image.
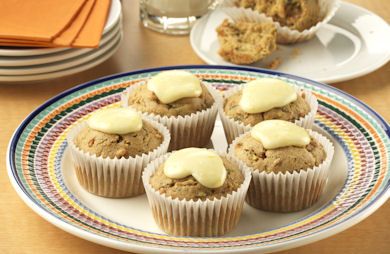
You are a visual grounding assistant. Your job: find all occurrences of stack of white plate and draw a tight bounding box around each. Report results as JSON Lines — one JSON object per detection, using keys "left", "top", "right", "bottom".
{"left": 0, "top": 0, "right": 122, "bottom": 83}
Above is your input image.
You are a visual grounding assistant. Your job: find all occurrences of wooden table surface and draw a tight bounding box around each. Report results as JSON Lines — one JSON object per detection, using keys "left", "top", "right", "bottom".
{"left": 1, "top": 1, "right": 389, "bottom": 253}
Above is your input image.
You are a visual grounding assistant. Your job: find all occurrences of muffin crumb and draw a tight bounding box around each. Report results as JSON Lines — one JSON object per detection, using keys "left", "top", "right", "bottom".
{"left": 266, "top": 57, "right": 281, "bottom": 69}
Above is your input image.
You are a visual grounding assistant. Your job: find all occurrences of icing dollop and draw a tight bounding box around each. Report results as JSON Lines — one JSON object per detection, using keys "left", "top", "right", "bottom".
{"left": 239, "top": 78, "right": 297, "bottom": 113}
{"left": 147, "top": 70, "right": 202, "bottom": 104}
{"left": 88, "top": 107, "right": 142, "bottom": 135}
{"left": 250, "top": 120, "right": 310, "bottom": 149}
{"left": 163, "top": 148, "right": 227, "bottom": 189}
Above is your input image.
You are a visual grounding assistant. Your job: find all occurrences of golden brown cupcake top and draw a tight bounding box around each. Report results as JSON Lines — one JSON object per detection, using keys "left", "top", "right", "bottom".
{"left": 235, "top": 0, "right": 321, "bottom": 31}
{"left": 233, "top": 131, "right": 326, "bottom": 173}
{"left": 73, "top": 120, "right": 163, "bottom": 159}
{"left": 150, "top": 155, "right": 244, "bottom": 201}
{"left": 128, "top": 82, "right": 214, "bottom": 117}
{"left": 224, "top": 89, "right": 310, "bottom": 126}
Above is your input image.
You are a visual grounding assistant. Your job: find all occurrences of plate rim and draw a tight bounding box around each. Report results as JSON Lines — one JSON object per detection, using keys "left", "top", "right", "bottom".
{"left": 0, "top": 0, "right": 121, "bottom": 57}
{"left": 0, "top": 17, "right": 121, "bottom": 67}
{"left": 0, "top": 29, "right": 121, "bottom": 75}
{"left": 6, "top": 65, "right": 390, "bottom": 253}
{"left": 190, "top": 2, "right": 390, "bottom": 84}
{"left": 0, "top": 32, "right": 122, "bottom": 82}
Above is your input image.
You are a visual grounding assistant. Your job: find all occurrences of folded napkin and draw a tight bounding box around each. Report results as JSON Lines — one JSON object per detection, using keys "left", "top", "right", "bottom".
{"left": 73, "top": 0, "right": 111, "bottom": 48}
{"left": 54, "top": 0, "right": 96, "bottom": 46}
{"left": 0, "top": 0, "right": 111, "bottom": 48}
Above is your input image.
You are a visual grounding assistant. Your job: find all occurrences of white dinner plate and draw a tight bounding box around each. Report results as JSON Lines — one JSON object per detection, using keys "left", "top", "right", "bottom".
{"left": 0, "top": 32, "right": 122, "bottom": 82}
{"left": 190, "top": 2, "right": 390, "bottom": 83}
{"left": 0, "top": 0, "right": 121, "bottom": 57}
{"left": 7, "top": 66, "right": 390, "bottom": 253}
{"left": 0, "top": 29, "right": 121, "bottom": 76}
{"left": 0, "top": 20, "right": 121, "bottom": 67}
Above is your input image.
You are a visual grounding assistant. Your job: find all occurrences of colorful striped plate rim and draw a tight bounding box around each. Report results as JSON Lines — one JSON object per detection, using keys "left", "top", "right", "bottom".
{"left": 7, "top": 66, "right": 390, "bottom": 253}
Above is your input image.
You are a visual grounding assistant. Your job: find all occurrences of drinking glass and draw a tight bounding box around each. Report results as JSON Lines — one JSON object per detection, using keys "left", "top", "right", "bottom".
{"left": 140, "top": 0, "right": 218, "bottom": 35}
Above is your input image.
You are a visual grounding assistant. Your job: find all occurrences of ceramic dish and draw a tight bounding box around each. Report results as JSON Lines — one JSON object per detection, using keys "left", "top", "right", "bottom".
{"left": 0, "top": 17, "right": 121, "bottom": 67}
{"left": 0, "top": 32, "right": 122, "bottom": 82}
{"left": 0, "top": 0, "right": 121, "bottom": 57}
{"left": 0, "top": 29, "right": 121, "bottom": 75}
{"left": 7, "top": 66, "right": 390, "bottom": 253}
{"left": 190, "top": 2, "right": 390, "bottom": 83}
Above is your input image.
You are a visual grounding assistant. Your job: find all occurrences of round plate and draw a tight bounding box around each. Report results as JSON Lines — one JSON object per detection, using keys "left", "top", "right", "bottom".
{"left": 7, "top": 66, "right": 390, "bottom": 253}
{"left": 190, "top": 2, "right": 390, "bottom": 83}
{"left": 0, "top": 17, "right": 121, "bottom": 67}
{"left": 0, "top": 32, "right": 122, "bottom": 82}
{"left": 0, "top": 28, "right": 121, "bottom": 75}
{"left": 0, "top": 0, "right": 121, "bottom": 57}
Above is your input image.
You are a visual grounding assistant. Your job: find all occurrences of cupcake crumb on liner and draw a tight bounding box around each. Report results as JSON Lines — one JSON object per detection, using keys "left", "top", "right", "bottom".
{"left": 122, "top": 81, "right": 221, "bottom": 151}
{"left": 229, "top": 129, "right": 334, "bottom": 212}
{"left": 67, "top": 118, "right": 170, "bottom": 198}
{"left": 142, "top": 151, "right": 252, "bottom": 236}
{"left": 221, "top": 0, "right": 340, "bottom": 44}
{"left": 219, "top": 85, "right": 318, "bottom": 144}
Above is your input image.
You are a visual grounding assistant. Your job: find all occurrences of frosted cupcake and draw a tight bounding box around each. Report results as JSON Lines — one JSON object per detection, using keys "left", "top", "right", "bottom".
{"left": 142, "top": 148, "right": 251, "bottom": 236}
{"left": 229, "top": 120, "right": 334, "bottom": 212}
{"left": 68, "top": 107, "right": 170, "bottom": 198}
{"left": 123, "top": 70, "right": 220, "bottom": 150}
{"left": 220, "top": 78, "right": 317, "bottom": 144}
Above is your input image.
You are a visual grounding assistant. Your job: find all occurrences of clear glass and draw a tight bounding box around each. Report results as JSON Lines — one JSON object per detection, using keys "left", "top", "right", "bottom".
{"left": 140, "top": 0, "right": 217, "bottom": 35}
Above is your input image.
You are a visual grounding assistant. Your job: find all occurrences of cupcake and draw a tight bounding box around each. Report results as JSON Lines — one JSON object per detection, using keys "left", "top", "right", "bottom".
{"left": 229, "top": 120, "right": 334, "bottom": 212}
{"left": 142, "top": 148, "right": 251, "bottom": 236}
{"left": 220, "top": 78, "right": 317, "bottom": 144}
{"left": 222, "top": 0, "right": 340, "bottom": 44}
{"left": 122, "top": 70, "right": 220, "bottom": 151}
{"left": 235, "top": 0, "right": 321, "bottom": 31}
{"left": 68, "top": 107, "right": 170, "bottom": 198}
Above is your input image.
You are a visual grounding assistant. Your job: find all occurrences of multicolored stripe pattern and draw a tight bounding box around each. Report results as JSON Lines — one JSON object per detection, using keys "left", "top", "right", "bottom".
{"left": 9, "top": 66, "right": 390, "bottom": 251}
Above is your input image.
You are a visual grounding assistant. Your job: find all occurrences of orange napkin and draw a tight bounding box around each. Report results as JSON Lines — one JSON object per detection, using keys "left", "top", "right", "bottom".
{"left": 0, "top": 0, "right": 86, "bottom": 41}
{"left": 0, "top": 0, "right": 110, "bottom": 48}
{"left": 54, "top": 0, "right": 96, "bottom": 46}
{"left": 73, "top": 0, "right": 111, "bottom": 48}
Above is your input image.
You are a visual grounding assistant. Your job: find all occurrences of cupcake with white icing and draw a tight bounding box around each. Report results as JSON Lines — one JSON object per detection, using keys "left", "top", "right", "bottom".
{"left": 68, "top": 107, "right": 170, "bottom": 198}
{"left": 122, "top": 70, "right": 221, "bottom": 150}
{"left": 142, "top": 148, "right": 251, "bottom": 236}
{"left": 220, "top": 78, "right": 318, "bottom": 144}
{"left": 229, "top": 120, "right": 334, "bottom": 212}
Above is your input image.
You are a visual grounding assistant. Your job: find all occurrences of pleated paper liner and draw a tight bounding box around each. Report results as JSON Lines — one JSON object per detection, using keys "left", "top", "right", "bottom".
{"left": 142, "top": 151, "right": 252, "bottom": 236}
{"left": 219, "top": 85, "right": 318, "bottom": 144}
{"left": 67, "top": 118, "right": 170, "bottom": 198}
{"left": 122, "top": 82, "right": 221, "bottom": 151}
{"left": 229, "top": 129, "right": 334, "bottom": 212}
{"left": 221, "top": 0, "right": 340, "bottom": 44}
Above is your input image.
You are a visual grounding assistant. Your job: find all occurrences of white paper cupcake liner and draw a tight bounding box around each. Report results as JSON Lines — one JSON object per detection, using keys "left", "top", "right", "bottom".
{"left": 229, "top": 129, "right": 334, "bottom": 212}
{"left": 122, "top": 81, "right": 221, "bottom": 151}
{"left": 222, "top": 0, "right": 340, "bottom": 44}
{"left": 142, "top": 151, "right": 252, "bottom": 236}
{"left": 67, "top": 118, "right": 170, "bottom": 198}
{"left": 219, "top": 85, "right": 318, "bottom": 144}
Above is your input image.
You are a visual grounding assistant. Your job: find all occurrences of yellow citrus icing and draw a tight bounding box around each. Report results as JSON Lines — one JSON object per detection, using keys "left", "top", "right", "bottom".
{"left": 88, "top": 107, "right": 142, "bottom": 135}
{"left": 251, "top": 120, "right": 310, "bottom": 149}
{"left": 239, "top": 78, "right": 297, "bottom": 114}
{"left": 163, "top": 148, "right": 227, "bottom": 189}
{"left": 147, "top": 70, "right": 202, "bottom": 104}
